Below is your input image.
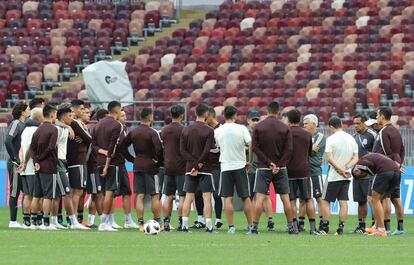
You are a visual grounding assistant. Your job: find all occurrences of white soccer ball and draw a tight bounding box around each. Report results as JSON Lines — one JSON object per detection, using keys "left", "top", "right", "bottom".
{"left": 144, "top": 220, "right": 161, "bottom": 235}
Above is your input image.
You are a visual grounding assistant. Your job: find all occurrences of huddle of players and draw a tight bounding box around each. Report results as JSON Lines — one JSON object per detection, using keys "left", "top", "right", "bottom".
{"left": 5, "top": 97, "right": 405, "bottom": 236}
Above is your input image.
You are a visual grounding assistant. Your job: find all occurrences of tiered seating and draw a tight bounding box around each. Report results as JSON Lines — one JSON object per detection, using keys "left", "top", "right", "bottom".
{"left": 105, "top": 0, "right": 414, "bottom": 125}
{"left": 0, "top": 0, "right": 177, "bottom": 107}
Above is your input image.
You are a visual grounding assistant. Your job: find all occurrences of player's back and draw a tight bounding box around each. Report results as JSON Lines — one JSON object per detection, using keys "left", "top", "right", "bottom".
{"left": 287, "top": 126, "right": 312, "bottom": 178}
{"left": 161, "top": 122, "right": 185, "bottom": 176}
{"left": 92, "top": 116, "right": 122, "bottom": 166}
{"left": 128, "top": 124, "right": 160, "bottom": 158}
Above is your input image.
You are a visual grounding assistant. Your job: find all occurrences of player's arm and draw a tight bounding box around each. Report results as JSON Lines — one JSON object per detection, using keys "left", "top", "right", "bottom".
{"left": 326, "top": 152, "right": 343, "bottom": 172}
{"left": 279, "top": 129, "right": 293, "bottom": 167}
{"left": 120, "top": 132, "right": 135, "bottom": 163}
{"left": 71, "top": 121, "right": 92, "bottom": 144}
{"left": 195, "top": 129, "right": 214, "bottom": 170}
{"left": 152, "top": 130, "right": 164, "bottom": 165}
{"left": 55, "top": 120, "right": 75, "bottom": 139}
{"left": 5, "top": 121, "right": 20, "bottom": 163}
{"left": 37, "top": 129, "right": 58, "bottom": 161}
{"left": 180, "top": 131, "right": 197, "bottom": 164}
{"left": 29, "top": 131, "right": 39, "bottom": 165}
{"left": 308, "top": 135, "right": 313, "bottom": 155}
{"left": 252, "top": 127, "right": 272, "bottom": 167}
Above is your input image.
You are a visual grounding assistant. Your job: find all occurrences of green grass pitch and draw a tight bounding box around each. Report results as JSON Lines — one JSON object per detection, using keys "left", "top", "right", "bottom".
{"left": 0, "top": 207, "right": 413, "bottom": 265}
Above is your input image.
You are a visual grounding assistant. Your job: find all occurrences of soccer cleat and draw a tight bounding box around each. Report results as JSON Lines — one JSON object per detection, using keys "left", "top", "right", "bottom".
{"left": 111, "top": 222, "right": 122, "bottom": 229}
{"left": 164, "top": 223, "right": 171, "bottom": 232}
{"left": 247, "top": 228, "right": 259, "bottom": 235}
{"left": 352, "top": 226, "right": 365, "bottom": 234}
{"left": 21, "top": 223, "right": 31, "bottom": 229}
{"left": 38, "top": 224, "right": 48, "bottom": 230}
{"left": 317, "top": 230, "right": 328, "bottom": 236}
{"left": 391, "top": 230, "right": 405, "bottom": 236}
{"left": 288, "top": 227, "right": 299, "bottom": 235}
{"left": 367, "top": 229, "right": 387, "bottom": 237}
{"left": 298, "top": 224, "right": 305, "bottom": 233}
{"left": 364, "top": 227, "right": 377, "bottom": 234}
{"left": 215, "top": 221, "right": 223, "bottom": 229}
{"left": 181, "top": 227, "right": 191, "bottom": 233}
{"left": 124, "top": 221, "right": 139, "bottom": 229}
{"left": 48, "top": 224, "right": 59, "bottom": 231}
{"left": 267, "top": 221, "right": 275, "bottom": 231}
{"left": 8, "top": 221, "right": 23, "bottom": 229}
{"left": 87, "top": 224, "right": 98, "bottom": 229}
{"left": 205, "top": 228, "right": 217, "bottom": 234}
{"left": 176, "top": 225, "right": 183, "bottom": 232}
{"left": 169, "top": 224, "right": 175, "bottom": 230}
{"left": 227, "top": 227, "right": 236, "bottom": 235}
{"left": 98, "top": 223, "right": 109, "bottom": 232}
{"left": 191, "top": 221, "right": 206, "bottom": 229}
{"left": 334, "top": 228, "right": 344, "bottom": 236}
{"left": 310, "top": 230, "right": 321, "bottom": 236}
{"left": 29, "top": 224, "right": 38, "bottom": 230}
{"left": 58, "top": 221, "right": 68, "bottom": 228}
{"left": 71, "top": 223, "right": 90, "bottom": 230}
{"left": 106, "top": 225, "right": 118, "bottom": 232}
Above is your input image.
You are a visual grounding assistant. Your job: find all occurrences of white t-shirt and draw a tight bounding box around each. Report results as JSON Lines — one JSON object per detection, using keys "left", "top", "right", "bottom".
{"left": 56, "top": 125, "right": 69, "bottom": 160}
{"left": 214, "top": 123, "right": 251, "bottom": 172}
{"left": 325, "top": 130, "right": 358, "bottom": 182}
{"left": 20, "top": 126, "right": 37, "bottom": 175}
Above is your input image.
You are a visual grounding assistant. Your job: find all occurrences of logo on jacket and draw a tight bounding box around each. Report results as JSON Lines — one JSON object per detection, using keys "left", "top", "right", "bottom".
{"left": 105, "top": 76, "right": 118, "bottom": 84}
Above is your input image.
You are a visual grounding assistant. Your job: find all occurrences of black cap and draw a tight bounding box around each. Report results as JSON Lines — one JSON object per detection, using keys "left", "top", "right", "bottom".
{"left": 247, "top": 109, "right": 260, "bottom": 120}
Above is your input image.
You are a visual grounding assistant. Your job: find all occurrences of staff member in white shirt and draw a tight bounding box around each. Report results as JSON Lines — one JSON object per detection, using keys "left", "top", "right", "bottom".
{"left": 214, "top": 106, "right": 253, "bottom": 234}
{"left": 320, "top": 117, "right": 358, "bottom": 236}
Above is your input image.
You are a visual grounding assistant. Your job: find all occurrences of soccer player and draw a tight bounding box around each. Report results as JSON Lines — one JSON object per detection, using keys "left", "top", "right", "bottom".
{"left": 29, "top": 105, "right": 59, "bottom": 230}
{"left": 29, "top": 98, "right": 45, "bottom": 110}
{"left": 53, "top": 106, "right": 89, "bottom": 230}
{"left": 285, "top": 109, "right": 318, "bottom": 235}
{"left": 319, "top": 117, "right": 358, "bottom": 235}
{"left": 18, "top": 108, "right": 43, "bottom": 228}
{"left": 215, "top": 106, "right": 253, "bottom": 234}
{"left": 67, "top": 99, "right": 91, "bottom": 224}
{"left": 375, "top": 107, "right": 405, "bottom": 235}
{"left": 86, "top": 109, "right": 108, "bottom": 228}
{"left": 109, "top": 109, "right": 139, "bottom": 229}
{"left": 352, "top": 113, "right": 377, "bottom": 233}
{"left": 92, "top": 101, "right": 124, "bottom": 232}
{"left": 246, "top": 110, "right": 275, "bottom": 231}
{"left": 5, "top": 102, "right": 31, "bottom": 228}
{"left": 351, "top": 153, "right": 401, "bottom": 236}
{"left": 180, "top": 104, "right": 215, "bottom": 233}
{"left": 300, "top": 114, "right": 326, "bottom": 231}
{"left": 161, "top": 105, "right": 187, "bottom": 231}
{"left": 121, "top": 108, "right": 163, "bottom": 230}
{"left": 251, "top": 101, "right": 295, "bottom": 234}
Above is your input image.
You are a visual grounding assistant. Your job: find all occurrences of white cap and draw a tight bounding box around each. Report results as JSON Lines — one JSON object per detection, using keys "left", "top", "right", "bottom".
{"left": 365, "top": 118, "right": 377, "bottom": 126}
{"left": 304, "top": 114, "right": 318, "bottom": 127}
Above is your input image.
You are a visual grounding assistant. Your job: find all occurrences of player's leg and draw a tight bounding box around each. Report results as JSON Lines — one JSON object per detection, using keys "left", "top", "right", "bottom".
{"left": 176, "top": 175, "right": 186, "bottom": 230}
{"left": 212, "top": 169, "right": 223, "bottom": 228}
{"left": 264, "top": 195, "right": 274, "bottom": 230}
{"left": 382, "top": 198, "right": 392, "bottom": 231}
{"left": 335, "top": 181, "right": 350, "bottom": 235}
{"left": 147, "top": 173, "right": 161, "bottom": 225}
{"left": 353, "top": 178, "right": 369, "bottom": 234}
{"left": 38, "top": 173, "right": 56, "bottom": 230}
{"left": 133, "top": 171, "right": 146, "bottom": 229}
{"left": 21, "top": 175, "right": 33, "bottom": 228}
{"left": 275, "top": 169, "right": 295, "bottom": 234}
{"left": 8, "top": 162, "right": 22, "bottom": 228}
{"left": 300, "top": 178, "right": 317, "bottom": 234}
{"left": 390, "top": 171, "right": 404, "bottom": 235}
{"left": 368, "top": 191, "right": 386, "bottom": 236}
{"left": 98, "top": 166, "right": 118, "bottom": 231}
{"left": 162, "top": 174, "right": 176, "bottom": 231}
{"left": 181, "top": 174, "right": 199, "bottom": 232}
{"left": 68, "top": 166, "right": 85, "bottom": 224}
{"left": 235, "top": 169, "right": 253, "bottom": 231}
{"left": 320, "top": 180, "right": 337, "bottom": 234}
{"left": 251, "top": 169, "right": 272, "bottom": 234}
{"left": 298, "top": 199, "right": 306, "bottom": 232}
{"left": 220, "top": 170, "right": 235, "bottom": 232}
{"left": 193, "top": 193, "right": 205, "bottom": 228}
{"left": 119, "top": 167, "right": 136, "bottom": 228}
{"left": 200, "top": 172, "right": 215, "bottom": 232}
{"left": 288, "top": 179, "right": 299, "bottom": 232}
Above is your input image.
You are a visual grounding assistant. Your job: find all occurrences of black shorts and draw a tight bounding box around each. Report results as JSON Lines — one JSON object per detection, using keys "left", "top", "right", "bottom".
{"left": 33, "top": 173, "right": 43, "bottom": 198}
{"left": 117, "top": 166, "right": 132, "bottom": 196}
{"left": 134, "top": 172, "right": 160, "bottom": 195}
{"left": 86, "top": 170, "right": 103, "bottom": 194}
{"left": 289, "top": 178, "right": 312, "bottom": 200}
{"left": 68, "top": 165, "right": 87, "bottom": 189}
{"left": 39, "top": 173, "right": 60, "bottom": 199}
{"left": 353, "top": 177, "right": 370, "bottom": 203}
{"left": 98, "top": 165, "right": 121, "bottom": 192}
{"left": 322, "top": 180, "right": 350, "bottom": 202}
{"left": 253, "top": 168, "right": 289, "bottom": 195}
{"left": 57, "top": 171, "right": 71, "bottom": 196}
{"left": 310, "top": 175, "right": 323, "bottom": 199}
{"left": 369, "top": 171, "right": 401, "bottom": 198}
{"left": 219, "top": 168, "right": 251, "bottom": 198}
{"left": 184, "top": 172, "right": 215, "bottom": 194}
{"left": 163, "top": 174, "right": 185, "bottom": 196}
{"left": 7, "top": 161, "right": 21, "bottom": 198}
{"left": 21, "top": 174, "right": 35, "bottom": 197}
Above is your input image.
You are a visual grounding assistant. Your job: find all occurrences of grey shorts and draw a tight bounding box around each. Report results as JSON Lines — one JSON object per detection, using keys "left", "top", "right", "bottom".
{"left": 253, "top": 168, "right": 289, "bottom": 195}
{"left": 117, "top": 166, "right": 132, "bottom": 196}
{"left": 289, "top": 177, "right": 313, "bottom": 200}
{"left": 68, "top": 164, "right": 87, "bottom": 189}
{"left": 184, "top": 172, "right": 215, "bottom": 194}
{"left": 57, "top": 171, "right": 71, "bottom": 196}
{"left": 21, "top": 174, "right": 35, "bottom": 197}
{"left": 86, "top": 170, "right": 103, "bottom": 194}
{"left": 98, "top": 165, "right": 121, "bottom": 192}
{"left": 353, "top": 177, "right": 370, "bottom": 203}
{"left": 163, "top": 174, "right": 185, "bottom": 196}
{"left": 322, "top": 180, "right": 350, "bottom": 202}
{"left": 33, "top": 173, "right": 43, "bottom": 198}
{"left": 369, "top": 171, "right": 400, "bottom": 198}
{"left": 134, "top": 172, "right": 160, "bottom": 195}
{"left": 39, "top": 173, "right": 60, "bottom": 199}
{"left": 219, "top": 168, "right": 251, "bottom": 198}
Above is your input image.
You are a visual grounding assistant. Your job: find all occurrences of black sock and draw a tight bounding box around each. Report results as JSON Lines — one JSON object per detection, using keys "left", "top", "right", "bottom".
{"left": 229, "top": 225, "right": 234, "bottom": 228}
{"left": 164, "top": 216, "right": 171, "bottom": 223}
{"left": 66, "top": 216, "right": 71, "bottom": 225}
{"left": 322, "top": 220, "right": 329, "bottom": 232}
{"left": 9, "top": 196, "right": 18, "bottom": 222}
{"left": 77, "top": 210, "right": 84, "bottom": 223}
{"left": 299, "top": 216, "right": 305, "bottom": 226}
{"left": 372, "top": 217, "right": 375, "bottom": 226}
{"left": 31, "top": 213, "right": 37, "bottom": 226}
{"left": 397, "top": 220, "right": 404, "bottom": 231}
{"left": 43, "top": 213, "right": 50, "bottom": 226}
{"left": 214, "top": 196, "right": 222, "bottom": 219}
{"left": 195, "top": 194, "right": 204, "bottom": 216}
{"left": 268, "top": 216, "right": 273, "bottom": 222}
{"left": 358, "top": 218, "right": 366, "bottom": 229}
{"left": 138, "top": 217, "right": 144, "bottom": 225}
{"left": 253, "top": 221, "right": 259, "bottom": 230}
{"left": 37, "top": 212, "right": 43, "bottom": 226}
{"left": 309, "top": 218, "right": 316, "bottom": 232}
{"left": 338, "top": 221, "right": 345, "bottom": 230}
{"left": 384, "top": 219, "right": 391, "bottom": 231}
{"left": 154, "top": 217, "right": 161, "bottom": 224}
{"left": 178, "top": 216, "right": 182, "bottom": 225}
{"left": 23, "top": 213, "right": 31, "bottom": 226}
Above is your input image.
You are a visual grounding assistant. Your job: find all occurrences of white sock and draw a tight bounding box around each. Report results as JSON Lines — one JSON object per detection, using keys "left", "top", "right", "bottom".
{"left": 51, "top": 216, "right": 58, "bottom": 225}
{"left": 125, "top": 213, "right": 132, "bottom": 224}
{"left": 108, "top": 214, "right": 114, "bottom": 224}
{"left": 69, "top": 215, "right": 79, "bottom": 225}
{"left": 197, "top": 215, "right": 205, "bottom": 224}
{"left": 215, "top": 218, "right": 221, "bottom": 224}
{"left": 206, "top": 218, "right": 212, "bottom": 230}
{"left": 88, "top": 214, "right": 95, "bottom": 225}
{"left": 378, "top": 227, "right": 386, "bottom": 232}
{"left": 182, "top": 217, "right": 189, "bottom": 229}
{"left": 100, "top": 214, "right": 107, "bottom": 224}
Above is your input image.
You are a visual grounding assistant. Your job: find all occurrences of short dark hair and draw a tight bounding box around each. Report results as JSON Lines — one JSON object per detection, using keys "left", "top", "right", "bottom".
{"left": 368, "top": 111, "right": 377, "bottom": 119}
{"left": 224, "top": 106, "right": 237, "bottom": 120}
{"left": 171, "top": 105, "right": 185, "bottom": 119}
{"left": 286, "top": 109, "right": 301, "bottom": 124}
{"left": 353, "top": 113, "right": 366, "bottom": 122}
{"left": 328, "top": 116, "right": 342, "bottom": 129}
{"left": 195, "top": 103, "right": 209, "bottom": 117}
{"left": 43, "top": 104, "right": 57, "bottom": 118}
{"left": 267, "top": 101, "right": 279, "bottom": 114}
{"left": 208, "top": 107, "right": 216, "bottom": 118}
{"left": 70, "top": 99, "right": 84, "bottom": 108}
{"left": 107, "top": 101, "right": 121, "bottom": 113}
{"left": 378, "top": 107, "right": 392, "bottom": 120}
{"left": 96, "top": 109, "right": 108, "bottom": 121}
{"left": 57, "top": 107, "right": 72, "bottom": 120}
{"left": 29, "top": 98, "right": 44, "bottom": 110}
{"left": 140, "top": 108, "right": 153, "bottom": 121}
{"left": 11, "top": 102, "right": 28, "bottom": 120}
